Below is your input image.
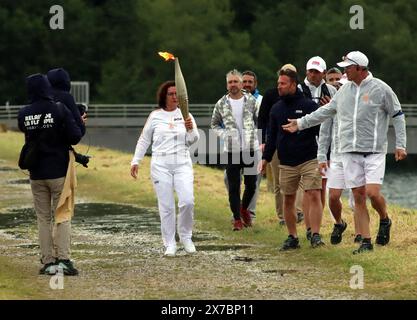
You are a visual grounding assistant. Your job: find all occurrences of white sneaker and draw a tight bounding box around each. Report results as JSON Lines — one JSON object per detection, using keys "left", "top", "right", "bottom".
{"left": 164, "top": 246, "right": 177, "bottom": 257}
{"left": 182, "top": 240, "right": 196, "bottom": 254}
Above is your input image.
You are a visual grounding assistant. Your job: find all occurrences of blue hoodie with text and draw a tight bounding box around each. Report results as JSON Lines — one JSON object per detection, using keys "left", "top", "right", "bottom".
{"left": 18, "top": 74, "right": 82, "bottom": 180}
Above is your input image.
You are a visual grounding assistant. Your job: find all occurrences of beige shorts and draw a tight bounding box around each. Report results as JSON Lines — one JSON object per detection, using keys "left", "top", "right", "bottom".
{"left": 280, "top": 159, "right": 322, "bottom": 195}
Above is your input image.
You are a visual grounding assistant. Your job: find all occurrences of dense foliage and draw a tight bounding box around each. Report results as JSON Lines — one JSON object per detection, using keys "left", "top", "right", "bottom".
{"left": 1, "top": 0, "right": 416, "bottom": 104}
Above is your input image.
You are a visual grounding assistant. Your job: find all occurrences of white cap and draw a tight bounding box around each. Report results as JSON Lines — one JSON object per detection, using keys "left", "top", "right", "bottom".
{"left": 337, "top": 51, "right": 369, "bottom": 68}
{"left": 306, "top": 56, "right": 326, "bottom": 73}
{"left": 338, "top": 73, "right": 349, "bottom": 85}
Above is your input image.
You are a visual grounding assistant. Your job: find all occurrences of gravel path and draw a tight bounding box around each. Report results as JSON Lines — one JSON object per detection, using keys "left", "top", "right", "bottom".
{"left": 0, "top": 161, "right": 376, "bottom": 300}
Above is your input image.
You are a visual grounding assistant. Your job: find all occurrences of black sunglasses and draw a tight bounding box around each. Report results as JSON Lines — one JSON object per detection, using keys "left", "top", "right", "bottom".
{"left": 341, "top": 55, "right": 360, "bottom": 66}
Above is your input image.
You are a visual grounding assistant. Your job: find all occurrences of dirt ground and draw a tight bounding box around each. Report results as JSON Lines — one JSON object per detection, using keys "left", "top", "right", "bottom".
{"left": 0, "top": 161, "right": 376, "bottom": 300}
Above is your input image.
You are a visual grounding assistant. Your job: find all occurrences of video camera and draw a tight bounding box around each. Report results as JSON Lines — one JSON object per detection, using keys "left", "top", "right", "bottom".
{"left": 74, "top": 150, "right": 90, "bottom": 168}
{"left": 68, "top": 104, "right": 89, "bottom": 168}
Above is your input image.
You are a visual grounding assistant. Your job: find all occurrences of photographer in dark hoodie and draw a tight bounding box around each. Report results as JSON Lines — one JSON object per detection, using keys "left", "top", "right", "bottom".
{"left": 18, "top": 74, "right": 82, "bottom": 275}
{"left": 47, "top": 68, "right": 89, "bottom": 167}
{"left": 260, "top": 67, "right": 324, "bottom": 251}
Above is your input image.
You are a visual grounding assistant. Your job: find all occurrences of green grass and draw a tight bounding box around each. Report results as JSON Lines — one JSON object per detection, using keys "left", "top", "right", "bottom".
{"left": 0, "top": 255, "right": 49, "bottom": 299}
{"left": 1, "top": 130, "right": 417, "bottom": 299}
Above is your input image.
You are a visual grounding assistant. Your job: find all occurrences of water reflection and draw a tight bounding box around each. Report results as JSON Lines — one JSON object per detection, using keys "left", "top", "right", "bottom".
{"left": 0, "top": 203, "right": 219, "bottom": 242}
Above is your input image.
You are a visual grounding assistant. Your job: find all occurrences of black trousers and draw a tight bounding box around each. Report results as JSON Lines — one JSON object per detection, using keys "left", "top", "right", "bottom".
{"left": 226, "top": 151, "right": 258, "bottom": 220}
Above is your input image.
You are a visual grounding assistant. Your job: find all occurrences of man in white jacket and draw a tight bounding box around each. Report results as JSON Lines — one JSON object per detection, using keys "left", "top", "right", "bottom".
{"left": 282, "top": 51, "right": 407, "bottom": 254}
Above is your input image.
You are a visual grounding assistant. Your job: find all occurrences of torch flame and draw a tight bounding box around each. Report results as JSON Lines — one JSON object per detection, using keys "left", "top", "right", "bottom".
{"left": 158, "top": 51, "right": 175, "bottom": 61}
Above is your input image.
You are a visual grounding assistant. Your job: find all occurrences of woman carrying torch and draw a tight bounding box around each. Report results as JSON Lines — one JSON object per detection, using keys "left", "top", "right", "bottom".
{"left": 130, "top": 80, "right": 200, "bottom": 257}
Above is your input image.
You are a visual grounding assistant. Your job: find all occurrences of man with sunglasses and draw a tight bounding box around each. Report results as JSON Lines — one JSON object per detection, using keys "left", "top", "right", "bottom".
{"left": 282, "top": 51, "right": 407, "bottom": 254}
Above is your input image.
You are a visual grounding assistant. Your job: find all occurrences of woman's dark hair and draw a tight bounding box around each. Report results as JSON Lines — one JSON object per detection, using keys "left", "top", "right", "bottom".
{"left": 157, "top": 80, "right": 175, "bottom": 108}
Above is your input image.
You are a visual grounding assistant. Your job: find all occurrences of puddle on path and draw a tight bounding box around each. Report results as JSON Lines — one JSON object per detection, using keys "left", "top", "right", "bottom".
{"left": 262, "top": 269, "right": 298, "bottom": 276}
{"left": 0, "top": 166, "right": 18, "bottom": 172}
{"left": 0, "top": 203, "right": 220, "bottom": 243}
{"left": 6, "top": 179, "right": 30, "bottom": 185}
{"left": 199, "top": 244, "right": 252, "bottom": 252}
{"left": 0, "top": 203, "right": 161, "bottom": 235}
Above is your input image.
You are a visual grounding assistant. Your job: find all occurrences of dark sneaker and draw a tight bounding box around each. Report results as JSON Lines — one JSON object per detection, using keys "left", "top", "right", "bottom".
{"left": 278, "top": 218, "right": 286, "bottom": 226}
{"left": 39, "top": 262, "right": 58, "bottom": 275}
{"left": 279, "top": 235, "right": 300, "bottom": 251}
{"left": 306, "top": 228, "right": 312, "bottom": 241}
{"left": 376, "top": 218, "right": 392, "bottom": 246}
{"left": 330, "top": 221, "right": 347, "bottom": 245}
{"left": 296, "top": 212, "right": 304, "bottom": 223}
{"left": 57, "top": 259, "right": 79, "bottom": 276}
{"left": 353, "top": 241, "right": 374, "bottom": 254}
{"left": 354, "top": 234, "right": 363, "bottom": 243}
{"left": 311, "top": 233, "right": 325, "bottom": 248}
{"left": 240, "top": 208, "right": 252, "bottom": 227}
{"left": 233, "top": 219, "right": 243, "bottom": 231}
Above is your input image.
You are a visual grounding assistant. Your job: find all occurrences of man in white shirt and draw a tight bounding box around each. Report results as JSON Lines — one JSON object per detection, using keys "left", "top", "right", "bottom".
{"left": 211, "top": 69, "right": 259, "bottom": 231}
{"left": 224, "top": 70, "right": 263, "bottom": 220}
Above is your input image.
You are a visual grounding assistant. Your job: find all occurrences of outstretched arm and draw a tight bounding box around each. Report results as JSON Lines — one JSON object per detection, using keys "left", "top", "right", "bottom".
{"left": 282, "top": 119, "right": 299, "bottom": 133}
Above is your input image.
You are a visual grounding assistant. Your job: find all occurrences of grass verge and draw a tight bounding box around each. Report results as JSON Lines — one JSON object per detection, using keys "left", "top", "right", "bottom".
{"left": 1, "top": 130, "right": 416, "bottom": 299}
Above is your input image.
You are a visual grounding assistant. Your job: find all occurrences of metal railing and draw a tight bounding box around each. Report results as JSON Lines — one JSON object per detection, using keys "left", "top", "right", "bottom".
{"left": 86, "top": 104, "right": 215, "bottom": 118}
{"left": 0, "top": 104, "right": 215, "bottom": 120}
{"left": 2, "top": 103, "right": 417, "bottom": 120}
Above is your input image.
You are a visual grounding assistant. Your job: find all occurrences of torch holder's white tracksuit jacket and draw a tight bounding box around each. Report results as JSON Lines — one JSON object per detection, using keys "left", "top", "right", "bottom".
{"left": 131, "top": 108, "right": 200, "bottom": 248}
{"left": 298, "top": 74, "right": 406, "bottom": 156}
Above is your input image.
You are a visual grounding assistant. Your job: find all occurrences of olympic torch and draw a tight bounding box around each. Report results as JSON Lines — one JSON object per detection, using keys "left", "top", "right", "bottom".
{"left": 158, "top": 51, "right": 189, "bottom": 119}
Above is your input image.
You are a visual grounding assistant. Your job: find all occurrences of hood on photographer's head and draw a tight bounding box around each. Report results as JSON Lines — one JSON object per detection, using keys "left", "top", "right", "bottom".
{"left": 26, "top": 73, "right": 53, "bottom": 103}
{"left": 47, "top": 68, "right": 71, "bottom": 92}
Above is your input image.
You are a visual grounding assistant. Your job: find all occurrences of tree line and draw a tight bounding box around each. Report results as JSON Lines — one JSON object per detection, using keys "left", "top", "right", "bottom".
{"left": 1, "top": 0, "right": 416, "bottom": 105}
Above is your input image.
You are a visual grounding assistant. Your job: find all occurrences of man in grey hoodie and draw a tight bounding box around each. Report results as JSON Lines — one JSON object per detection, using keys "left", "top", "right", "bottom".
{"left": 282, "top": 51, "right": 407, "bottom": 254}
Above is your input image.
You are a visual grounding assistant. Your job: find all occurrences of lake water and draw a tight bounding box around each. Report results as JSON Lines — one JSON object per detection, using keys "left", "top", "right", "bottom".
{"left": 381, "top": 156, "right": 417, "bottom": 209}
{"left": 79, "top": 129, "right": 417, "bottom": 210}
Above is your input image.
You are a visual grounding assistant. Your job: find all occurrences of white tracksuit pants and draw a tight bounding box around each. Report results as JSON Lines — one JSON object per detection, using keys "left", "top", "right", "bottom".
{"left": 151, "top": 155, "right": 194, "bottom": 248}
